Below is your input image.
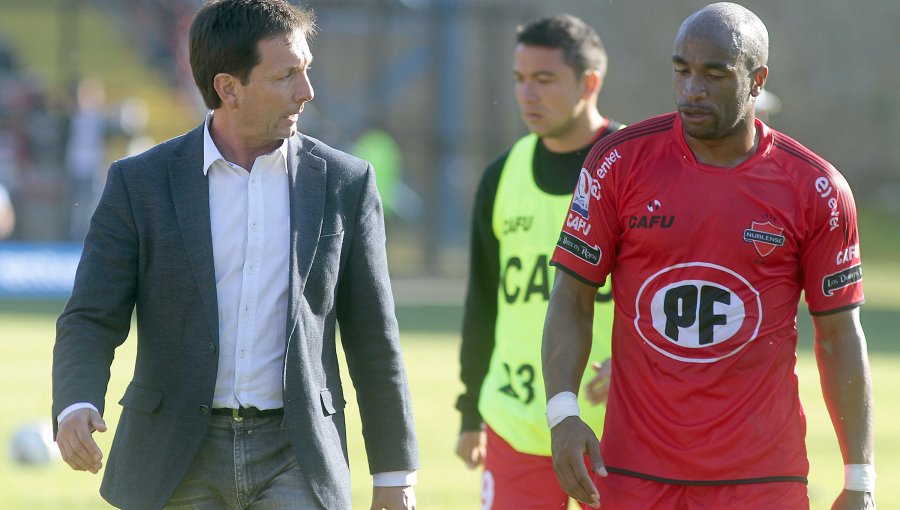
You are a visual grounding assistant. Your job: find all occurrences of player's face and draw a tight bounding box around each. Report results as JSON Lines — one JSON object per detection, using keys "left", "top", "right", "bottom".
{"left": 234, "top": 30, "right": 314, "bottom": 148}
{"left": 514, "top": 44, "right": 589, "bottom": 141}
{"left": 672, "top": 32, "right": 757, "bottom": 141}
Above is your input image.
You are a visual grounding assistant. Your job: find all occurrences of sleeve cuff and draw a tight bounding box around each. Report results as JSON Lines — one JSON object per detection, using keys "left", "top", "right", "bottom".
{"left": 373, "top": 470, "right": 417, "bottom": 487}
{"left": 58, "top": 402, "right": 99, "bottom": 425}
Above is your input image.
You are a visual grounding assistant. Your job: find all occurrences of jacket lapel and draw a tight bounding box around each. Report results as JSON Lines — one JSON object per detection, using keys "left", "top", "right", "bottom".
{"left": 169, "top": 125, "right": 219, "bottom": 342}
{"left": 286, "top": 134, "right": 326, "bottom": 335}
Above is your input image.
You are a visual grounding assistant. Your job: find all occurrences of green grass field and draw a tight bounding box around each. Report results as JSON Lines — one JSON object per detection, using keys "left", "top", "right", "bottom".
{"left": 0, "top": 297, "right": 897, "bottom": 509}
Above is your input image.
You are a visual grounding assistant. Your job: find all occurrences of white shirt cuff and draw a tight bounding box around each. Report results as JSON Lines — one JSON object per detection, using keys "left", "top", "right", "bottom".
{"left": 373, "top": 470, "right": 417, "bottom": 487}
{"left": 58, "top": 402, "right": 99, "bottom": 424}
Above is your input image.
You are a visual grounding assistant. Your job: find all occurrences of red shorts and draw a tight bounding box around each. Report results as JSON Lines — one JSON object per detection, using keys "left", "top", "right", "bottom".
{"left": 592, "top": 471, "right": 809, "bottom": 510}
{"left": 483, "top": 425, "right": 592, "bottom": 510}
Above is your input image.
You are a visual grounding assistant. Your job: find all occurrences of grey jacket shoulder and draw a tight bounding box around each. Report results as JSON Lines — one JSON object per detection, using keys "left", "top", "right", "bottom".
{"left": 298, "top": 133, "right": 370, "bottom": 174}
{"left": 111, "top": 124, "right": 203, "bottom": 173}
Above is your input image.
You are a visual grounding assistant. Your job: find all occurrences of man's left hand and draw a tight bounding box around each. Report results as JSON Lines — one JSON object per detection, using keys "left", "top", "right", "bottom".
{"left": 832, "top": 490, "right": 876, "bottom": 510}
{"left": 371, "top": 485, "right": 416, "bottom": 510}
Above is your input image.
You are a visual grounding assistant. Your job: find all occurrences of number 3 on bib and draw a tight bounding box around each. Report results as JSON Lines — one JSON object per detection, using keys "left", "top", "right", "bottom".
{"left": 498, "top": 362, "right": 535, "bottom": 404}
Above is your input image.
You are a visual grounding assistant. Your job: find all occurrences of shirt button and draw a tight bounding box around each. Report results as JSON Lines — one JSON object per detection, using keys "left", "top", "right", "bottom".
{"left": 199, "top": 405, "right": 210, "bottom": 415}
{"left": 208, "top": 342, "right": 216, "bottom": 353}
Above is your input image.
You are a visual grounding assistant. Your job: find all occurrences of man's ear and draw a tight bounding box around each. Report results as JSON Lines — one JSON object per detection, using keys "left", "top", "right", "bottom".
{"left": 582, "top": 70, "right": 603, "bottom": 99}
{"left": 213, "top": 73, "right": 240, "bottom": 108}
{"left": 750, "top": 65, "right": 768, "bottom": 97}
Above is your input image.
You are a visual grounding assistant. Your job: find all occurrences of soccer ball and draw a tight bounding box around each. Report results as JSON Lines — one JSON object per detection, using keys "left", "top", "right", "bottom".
{"left": 8, "top": 421, "right": 60, "bottom": 465}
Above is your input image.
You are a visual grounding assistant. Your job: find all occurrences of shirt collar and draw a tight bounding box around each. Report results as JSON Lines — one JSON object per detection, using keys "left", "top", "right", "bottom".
{"left": 202, "top": 111, "right": 290, "bottom": 175}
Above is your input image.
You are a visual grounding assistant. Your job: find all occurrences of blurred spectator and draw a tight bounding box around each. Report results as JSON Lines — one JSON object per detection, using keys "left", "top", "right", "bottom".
{"left": 115, "top": 96, "right": 155, "bottom": 157}
{"left": 0, "top": 113, "right": 28, "bottom": 191}
{"left": 0, "top": 33, "right": 19, "bottom": 74}
{"left": 0, "top": 182, "right": 14, "bottom": 239}
{"left": 64, "top": 78, "right": 110, "bottom": 241}
{"left": 351, "top": 127, "right": 422, "bottom": 221}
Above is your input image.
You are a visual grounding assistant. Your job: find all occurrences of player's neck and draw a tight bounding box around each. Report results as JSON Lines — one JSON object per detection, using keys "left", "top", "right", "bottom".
{"left": 541, "top": 109, "right": 606, "bottom": 154}
{"left": 686, "top": 119, "right": 759, "bottom": 168}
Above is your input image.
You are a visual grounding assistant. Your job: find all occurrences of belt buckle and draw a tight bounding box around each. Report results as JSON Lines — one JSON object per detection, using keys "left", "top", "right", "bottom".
{"left": 232, "top": 408, "right": 244, "bottom": 422}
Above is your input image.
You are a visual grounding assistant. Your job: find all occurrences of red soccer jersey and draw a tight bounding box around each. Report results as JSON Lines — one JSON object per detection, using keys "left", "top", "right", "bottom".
{"left": 551, "top": 113, "right": 864, "bottom": 483}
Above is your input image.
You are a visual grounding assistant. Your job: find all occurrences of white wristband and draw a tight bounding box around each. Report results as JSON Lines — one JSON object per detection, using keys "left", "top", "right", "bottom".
{"left": 546, "top": 391, "right": 580, "bottom": 429}
{"left": 844, "top": 464, "right": 876, "bottom": 492}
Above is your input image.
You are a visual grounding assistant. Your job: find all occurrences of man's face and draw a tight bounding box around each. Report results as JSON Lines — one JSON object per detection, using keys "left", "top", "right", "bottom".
{"left": 672, "top": 33, "right": 757, "bottom": 141}
{"left": 513, "top": 44, "right": 587, "bottom": 140}
{"left": 235, "top": 30, "right": 314, "bottom": 146}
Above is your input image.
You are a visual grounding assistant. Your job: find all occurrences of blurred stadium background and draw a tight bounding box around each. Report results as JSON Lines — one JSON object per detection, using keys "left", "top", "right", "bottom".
{"left": 0, "top": 0, "right": 897, "bottom": 508}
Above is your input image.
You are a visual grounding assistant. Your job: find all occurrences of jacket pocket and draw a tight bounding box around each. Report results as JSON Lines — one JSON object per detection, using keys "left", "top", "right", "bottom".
{"left": 319, "top": 388, "right": 346, "bottom": 416}
{"left": 118, "top": 383, "right": 164, "bottom": 413}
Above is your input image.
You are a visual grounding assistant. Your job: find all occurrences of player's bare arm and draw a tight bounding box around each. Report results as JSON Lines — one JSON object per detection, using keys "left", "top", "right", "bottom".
{"left": 813, "top": 307, "right": 875, "bottom": 509}
{"left": 543, "top": 270, "right": 603, "bottom": 508}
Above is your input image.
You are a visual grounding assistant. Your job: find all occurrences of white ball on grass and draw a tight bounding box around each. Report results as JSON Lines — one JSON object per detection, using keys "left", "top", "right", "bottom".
{"left": 8, "top": 421, "right": 60, "bottom": 465}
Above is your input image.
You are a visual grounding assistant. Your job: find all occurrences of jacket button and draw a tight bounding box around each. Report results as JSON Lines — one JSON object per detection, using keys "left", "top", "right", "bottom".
{"left": 199, "top": 405, "right": 210, "bottom": 415}
{"left": 208, "top": 342, "right": 216, "bottom": 353}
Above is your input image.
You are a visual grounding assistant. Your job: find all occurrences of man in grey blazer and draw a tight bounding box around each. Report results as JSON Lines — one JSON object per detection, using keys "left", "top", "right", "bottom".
{"left": 51, "top": 1, "right": 419, "bottom": 509}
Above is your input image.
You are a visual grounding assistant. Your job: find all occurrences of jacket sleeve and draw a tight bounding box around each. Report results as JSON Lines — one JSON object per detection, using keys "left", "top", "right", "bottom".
{"left": 52, "top": 161, "right": 138, "bottom": 434}
{"left": 336, "top": 163, "right": 419, "bottom": 474}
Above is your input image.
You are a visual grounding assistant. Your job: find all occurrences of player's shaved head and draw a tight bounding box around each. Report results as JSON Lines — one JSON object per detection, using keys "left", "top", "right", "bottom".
{"left": 676, "top": 2, "right": 768, "bottom": 72}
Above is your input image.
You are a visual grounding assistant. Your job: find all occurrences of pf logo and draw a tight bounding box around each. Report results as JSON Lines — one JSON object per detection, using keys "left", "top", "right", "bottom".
{"left": 634, "top": 262, "right": 762, "bottom": 363}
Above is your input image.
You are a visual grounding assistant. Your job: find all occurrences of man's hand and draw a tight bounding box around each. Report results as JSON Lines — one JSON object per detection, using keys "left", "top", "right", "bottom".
{"left": 56, "top": 408, "right": 107, "bottom": 474}
{"left": 583, "top": 359, "right": 611, "bottom": 405}
{"left": 371, "top": 485, "right": 416, "bottom": 510}
{"left": 550, "top": 416, "right": 603, "bottom": 508}
{"left": 832, "top": 489, "right": 876, "bottom": 510}
{"left": 455, "top": 429, "right": 486, "bottom": 469}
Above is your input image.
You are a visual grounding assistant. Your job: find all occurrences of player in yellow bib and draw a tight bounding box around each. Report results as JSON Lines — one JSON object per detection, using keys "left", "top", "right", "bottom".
{"left": 455, "top": 14, "right": 624, "bottom": 509}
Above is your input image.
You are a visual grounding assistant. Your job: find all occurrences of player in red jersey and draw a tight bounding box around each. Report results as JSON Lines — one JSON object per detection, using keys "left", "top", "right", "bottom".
{"left": 542, "top": 3, "right": 875, "bottom": 510}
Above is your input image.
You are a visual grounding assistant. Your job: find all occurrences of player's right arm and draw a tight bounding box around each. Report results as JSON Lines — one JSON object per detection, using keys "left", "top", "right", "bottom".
{"left": 455, "top": 158, "right": 505, "bottom": 468}
{"left": 542, "top": 133, "right": 626, "bottom": 507}
{"left": 542, "top": 269, "right": 603, "bottom": 508}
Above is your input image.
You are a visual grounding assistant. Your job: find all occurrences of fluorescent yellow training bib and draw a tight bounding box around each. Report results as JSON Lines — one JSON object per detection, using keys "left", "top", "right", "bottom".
{"left": 480, "top": 134, "right": 613, "bottom": 456}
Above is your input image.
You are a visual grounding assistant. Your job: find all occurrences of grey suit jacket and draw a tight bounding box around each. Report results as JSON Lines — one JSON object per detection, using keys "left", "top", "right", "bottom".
{"left": 52, "top": 124, "right": 419, "bottom": 510}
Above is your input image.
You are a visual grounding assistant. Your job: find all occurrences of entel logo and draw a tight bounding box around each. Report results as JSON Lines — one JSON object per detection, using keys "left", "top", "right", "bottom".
{"left": 815, "top": 177, "right": 840, "bottom": 232}
{"left": 595, "top": 148, "right": 621, "bottom": 180}
{"left": 579, "top": 167, "right": 601, "bottom": 200}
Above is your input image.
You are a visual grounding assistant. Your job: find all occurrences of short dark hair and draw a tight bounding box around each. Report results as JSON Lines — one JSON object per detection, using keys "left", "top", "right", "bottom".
{"left": 516, "top": 14, "right": 608, "bottom": 79}
{"left": 189, "top": 0, "right": 317, "bottom": 109}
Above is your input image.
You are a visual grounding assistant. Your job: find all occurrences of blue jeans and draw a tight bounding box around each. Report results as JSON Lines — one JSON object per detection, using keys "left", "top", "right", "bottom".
{"left": 164, "top": 414, "right": 323, "bottom": 509}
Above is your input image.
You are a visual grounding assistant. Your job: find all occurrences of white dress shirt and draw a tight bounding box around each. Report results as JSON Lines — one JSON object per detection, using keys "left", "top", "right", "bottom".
{"left": 204, "top": 116, "right": 290, "bottom": 411}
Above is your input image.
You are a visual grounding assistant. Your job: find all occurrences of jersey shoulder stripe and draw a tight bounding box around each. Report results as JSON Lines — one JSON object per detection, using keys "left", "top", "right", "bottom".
{"left": 584, "top": 113, "right": 675, "bottom": 171}
{"left": 771, "top": 132, "right": 832, "bottom": 175}
{"left": 772, "top": 131, "right": 856, "bottom": 245}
